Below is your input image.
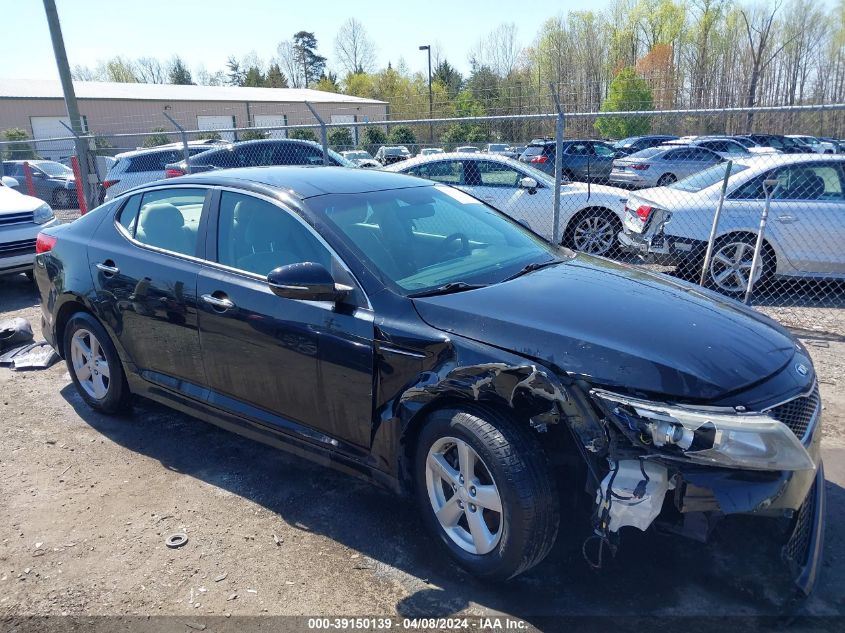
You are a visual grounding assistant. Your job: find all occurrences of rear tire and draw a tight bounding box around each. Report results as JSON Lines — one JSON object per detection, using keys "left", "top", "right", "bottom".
{"left": 415, "top": 407, "right": 559, "bottom": 580}
{"left": 657, "top": 173, "right": 676, "bottom": 186}
{"left": 706, "top": 234, "right": 774, "bottom": 297}
{"left": 564, "top": 209, "right": 622, "bottom": 257}
{"left": 52, "top": 188, "right": 70, "bottom": 208}
{"left": 63, "top": 312, "right": 131, "bottom": 414}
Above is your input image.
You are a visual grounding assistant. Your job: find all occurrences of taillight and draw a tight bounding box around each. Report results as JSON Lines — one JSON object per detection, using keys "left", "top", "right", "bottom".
{"left": 165, "top": 168, "right": 185, "bottom": 178}
{"left": 529, "top": 155, "right": 548, "bottom": 164}
{"left": 635, "top": 205, "right": 653, "bottom": 221}
{"left": 102, "top": 179, "right": 119, "bottom": 189}
{"left": 629, "top": 164, "right": 650, "bottom": 171}
{"left": 35, "top": 232, "right": 57, "bottom": 254}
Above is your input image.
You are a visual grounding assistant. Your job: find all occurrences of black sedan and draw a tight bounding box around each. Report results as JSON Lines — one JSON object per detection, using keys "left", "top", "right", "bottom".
{"left": 33, "top": 167, "right": 824, "bottom": 590}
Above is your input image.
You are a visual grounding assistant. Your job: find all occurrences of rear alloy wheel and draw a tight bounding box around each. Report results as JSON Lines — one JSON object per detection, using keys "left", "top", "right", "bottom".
{"left": 567, "top": 210, "right": 621, "bottom": 257}
{"left": 657, "top": 173, "right": 676, "bottom": 186}
{"left": 415, "top": 408, "right": 559, "bottom": 580}
{"left": 52, "top": 188, "right": 70, "bottom": 208}
{"left": 708, "top": 235, "right": 772, "bottom": 296}
{"left": 64, "top": 312, "right": 130, "bottom": 414}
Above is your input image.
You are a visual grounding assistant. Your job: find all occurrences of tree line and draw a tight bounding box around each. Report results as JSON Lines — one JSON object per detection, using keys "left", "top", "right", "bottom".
{"left": 66, "top": 1, "right": 845, "bottom": 143}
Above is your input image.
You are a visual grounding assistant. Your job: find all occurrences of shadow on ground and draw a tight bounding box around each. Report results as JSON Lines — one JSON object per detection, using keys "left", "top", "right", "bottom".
{"left": 59, "top": 385, "right": 845, "bottom": 625}
{"left": 0, "top": 274, "right": 39, "bottom": 314}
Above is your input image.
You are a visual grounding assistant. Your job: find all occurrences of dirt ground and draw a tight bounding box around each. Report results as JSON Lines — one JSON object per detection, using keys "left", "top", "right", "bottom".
{"left": 1, "top": 271, "right": 844, "bottom": 628}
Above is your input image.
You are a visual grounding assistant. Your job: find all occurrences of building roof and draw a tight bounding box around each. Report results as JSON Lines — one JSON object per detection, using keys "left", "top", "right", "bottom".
{"left": 0, "top": 78, "right": 386, "bottom": 105}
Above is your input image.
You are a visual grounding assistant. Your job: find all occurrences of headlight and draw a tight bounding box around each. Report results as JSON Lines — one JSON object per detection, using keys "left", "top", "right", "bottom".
{"left": 591, "top": 389, "right": 815, "bottom": 472}
{"left": 33, "top": 203, "right": 55, "bottom": 225}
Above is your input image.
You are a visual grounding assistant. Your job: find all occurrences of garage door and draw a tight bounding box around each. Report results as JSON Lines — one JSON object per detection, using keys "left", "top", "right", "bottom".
{"left": 331, "top": 114, "right": 357, "bottom": 146}
{"left": 196, "top": 115, "right": 236, "bottom": 141}
{"left": 30, "top": 116, "right": 78, "bottom": 161}
{"left": 253, "top": 114, "right": 288, "bottom": 139}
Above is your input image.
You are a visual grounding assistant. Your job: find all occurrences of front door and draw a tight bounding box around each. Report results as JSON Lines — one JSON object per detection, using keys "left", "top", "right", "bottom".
{"left": 197, "top": 189, "right": 375, "bottom": 450}
{"left": 87, "top": 186, "right": 210, "bottom": 388}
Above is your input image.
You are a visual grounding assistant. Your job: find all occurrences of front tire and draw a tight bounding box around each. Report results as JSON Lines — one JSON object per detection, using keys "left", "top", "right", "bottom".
{"left": 415, "top": 407, "right": 559, "bottom": 580}
{"left": 64, "top": 312, "right": 131, "bottom": 414}
{"left": 52, "top": 188, "right": 70, "bottom": 208}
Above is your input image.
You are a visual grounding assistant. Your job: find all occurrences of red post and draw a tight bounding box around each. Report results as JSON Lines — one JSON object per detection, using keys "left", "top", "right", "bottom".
{"left": 23, "top": 161, "right": 36, "bottom": 197}
{"left": 70, "top": 155, "right": 87, "bottom": 215}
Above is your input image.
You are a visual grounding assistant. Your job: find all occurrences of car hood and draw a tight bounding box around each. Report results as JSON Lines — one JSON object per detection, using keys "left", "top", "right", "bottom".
{"left": 412, "top": 255, "right": 796, "bottom": 401}
{"left": 0, "top": 185, "right": 45, "bottom": 213}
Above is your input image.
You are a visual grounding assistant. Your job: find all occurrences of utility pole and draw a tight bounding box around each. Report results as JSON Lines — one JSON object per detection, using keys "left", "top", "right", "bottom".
{"left": 43, "top": 0, "right": 93, "bottom": 210}
{"left": 419, "top": 45, "right": 433, "bottom": 144}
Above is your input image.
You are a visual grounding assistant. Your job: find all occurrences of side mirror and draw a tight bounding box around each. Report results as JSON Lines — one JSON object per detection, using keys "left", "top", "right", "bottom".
{"left": 1, "top": 176, "right": 19, "bottom": 188}
{"left": 519, "top": 176, "right": 538, "bottom": 192}
{"left": 267, "top": 262, "right": 352, "bottom": 302}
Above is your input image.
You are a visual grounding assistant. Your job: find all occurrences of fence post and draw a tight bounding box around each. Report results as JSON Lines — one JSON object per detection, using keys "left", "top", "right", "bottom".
{"left": 549, "top": 84, "right": 565, "bottom": 246}
{"left": 58, "top": 120, "right": 96, "bottom": 210}
{"left": 70, "top": 155, "right": 88, "bottom": 215}
{"left": 744, "top": 179, "right": 778, "bottom": 304}
{"left": 304, "top": 102, "right": 330, "bottom": 166}
{"left": 699, "top": 161, "right": 733, "bottom": 287}
{"left": 23, "top": 161, "right": 36, "bottom": 197}
{"left": 164, "top": 112, "right": 191, "bottom": 174}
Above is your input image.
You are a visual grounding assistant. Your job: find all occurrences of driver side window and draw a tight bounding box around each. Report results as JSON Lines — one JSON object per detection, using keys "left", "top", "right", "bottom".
{"left": 216, "top": 191, "right": 331, "bottom": 276}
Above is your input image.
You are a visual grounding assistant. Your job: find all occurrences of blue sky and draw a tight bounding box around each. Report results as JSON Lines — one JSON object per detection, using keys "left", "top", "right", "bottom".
{"left": 3, "top": 0, "right": 615, "bottom": 80}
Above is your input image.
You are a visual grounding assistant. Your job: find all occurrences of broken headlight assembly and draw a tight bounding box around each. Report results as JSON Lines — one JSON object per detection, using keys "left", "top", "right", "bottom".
{"left": 591, "top": 389, "right": 815, "bottom": 472}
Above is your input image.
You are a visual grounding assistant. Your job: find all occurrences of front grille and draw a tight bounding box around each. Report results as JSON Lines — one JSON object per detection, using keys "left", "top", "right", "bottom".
{"left": 765, "top": 384, "right": 820, "bottom": 440}
{"left": 0, "top": 238, "right": 36, "bottom": 259}
{"left": 783, "top": 476, "right": 816, "bottom": 568}
{"left": 0, "top": 211, "right": 35, "bottom": 226}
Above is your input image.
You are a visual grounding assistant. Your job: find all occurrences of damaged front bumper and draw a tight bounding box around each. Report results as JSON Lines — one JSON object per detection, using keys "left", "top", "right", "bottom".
{"left": 589, "top": 385, "right": 826, "bottom": 596}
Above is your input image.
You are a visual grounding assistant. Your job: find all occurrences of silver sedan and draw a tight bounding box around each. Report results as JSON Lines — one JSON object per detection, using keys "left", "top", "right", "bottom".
{"left": 610, "top": 145, "right": 723, "bottom": 189}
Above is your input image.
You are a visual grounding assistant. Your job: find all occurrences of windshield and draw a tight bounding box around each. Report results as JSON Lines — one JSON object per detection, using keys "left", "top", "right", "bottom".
{"left": 345, "top": 151, "right": 370, "bottom": 160}
{"left": 487, "top": 144, "right": 508, "bottom": 151}
{"left": 313, "top": 184, "right": 558, "bottom": 295}
{"left": 37, "top": 162, "right": 73, "bottom": 177}
{"left": 613, "top": 137, "right": 637, "bottom": 148}
{"left": 669, "top": 162, "right": 748, "bottom": 193}
{"left": 733, "top": 137, "right": 754, "bottom": 148}
{"left": 328, "top": 148, "right": 354, "bottom": 166}
{"left": 625, "top": 147, "right": 663, "bottom": 159}
{"left": 521, "top": 145, "right": 544, "bottom": 157}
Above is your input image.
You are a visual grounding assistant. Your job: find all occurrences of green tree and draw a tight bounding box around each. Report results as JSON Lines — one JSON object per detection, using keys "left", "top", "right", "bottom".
{"left": 594, "top": 67, "right": 653, "bottom": 138}
{"left": 363, "top": 126, "right": 387, "bottom": 146}
{"left": 441, "top": 124, "right": 487, "bottom": 145}
{"left": 241, "top": 130, "right": 268, "bottom": 141}
{"left": 168, "top": 56, "right": 194, "bottom": 85}
{"left": 196, "top": 131, "right": 222, "bottom": 141}
{"left": 142, "top": 127, "right": 171, "bottom": 148}
{"left": 226, "top": 56, "right": 246, "bottom": 86}
{"left": 388, "top": 125, "right": 416, "bottom": 145}
{"left": 315, "top": 71, "right": 340, "bottom": 93}
{"left": 289, "top": 128, "right": 318, "bottom": 141}
{"left": 265, "top": 63, "right": 289, "bottom": 88}
{"left": 293, "top": 31, "right": 327, "bottom": 88}
{"left": 433, "top": 59, "right": 463, "bottom": 97}
{"left": 243, "top": 66, "right": 266, "bottom": 87}
{"left": 328, "top": 127, "right": 353, "bottom": 147}
{"left": 1, "top": 128, "right": 39, "bottom": 160}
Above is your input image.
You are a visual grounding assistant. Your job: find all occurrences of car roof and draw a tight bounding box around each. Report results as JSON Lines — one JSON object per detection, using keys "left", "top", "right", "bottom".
{"left": 385, "top": 151, "right": 521, "bottom": 170}
{"left": 161, "top": 165, "right": 430, "bottom": 199}
{"left": 726, "top": 154, "right": 845, "bottom": 169}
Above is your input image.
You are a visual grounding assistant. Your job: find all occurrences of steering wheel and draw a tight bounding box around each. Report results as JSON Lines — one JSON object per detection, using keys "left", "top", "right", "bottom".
{"left": 439, "top": 232, "right": 470, "bottom": 256}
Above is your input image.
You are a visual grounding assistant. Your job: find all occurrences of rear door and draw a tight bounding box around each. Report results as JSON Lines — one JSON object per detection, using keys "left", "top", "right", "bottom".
{"left": 588, "top": 142, "right": 616, "bottom": 179}
{"left": 87, "top": 186, "right": 211, "bottom": 389}
{"left": 196, "top": 189, "right": 375, "bottom": 450}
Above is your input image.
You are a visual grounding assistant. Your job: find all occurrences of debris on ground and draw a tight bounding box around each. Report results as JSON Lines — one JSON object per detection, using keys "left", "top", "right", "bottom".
{"left": 165, "top": 532, "right": 188, "bottom": 549}
{"left": 0, "top": 317, "right": 33, "bottom": 351}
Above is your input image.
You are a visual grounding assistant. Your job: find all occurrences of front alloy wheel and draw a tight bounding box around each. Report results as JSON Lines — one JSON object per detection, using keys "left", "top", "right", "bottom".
{"left": 70, "top": 328, "right": 111, "bottom": 400}
{"left": 53, "top": 188, "right": 70, "bottom": 208}
{"left": 426, "top": 436, "right": 503, "bottom": 555}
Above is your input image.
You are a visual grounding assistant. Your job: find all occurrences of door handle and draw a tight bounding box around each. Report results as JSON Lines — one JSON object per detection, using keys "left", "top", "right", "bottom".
{"left": 201, "top": 293, "right": 235, "bottom": 310}
{"left": 778, "top": 214, "right": 797, "bottom": 223}
{"left": 96, "top": 262, "right": 120, "bottom": 276}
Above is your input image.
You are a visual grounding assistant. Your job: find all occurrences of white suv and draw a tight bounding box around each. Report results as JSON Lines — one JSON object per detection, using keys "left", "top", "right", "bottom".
{"left": 0, "top": 176, "right": 58, "bottom": 278}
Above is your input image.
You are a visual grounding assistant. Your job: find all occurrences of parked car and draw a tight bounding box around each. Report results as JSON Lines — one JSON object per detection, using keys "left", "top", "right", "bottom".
{"left": 519, "top": 139, "right": 617, "bottom": 182}
{"left": 743, "top": 134, "right": 812, "bottom": 154}
{"left": 341, "top": 150, "right": 380, "bottom": 168}
{"left": 418, "top": 148, "right": 445, "bottom": 157}
{"left": 165, "top": 139, "right": 354, "bottom": 176}
{"left": 618, "top": 155, "right": 845, "bottom": 294}
{"left": 387, "top": 152, "right": 628, "bottom": 255}
{"left": 730, "top": 135, "right": 783, "bottom": 154}
{"left": 59, "top": 155, "right": 116, "bottom": 180}
{"left": 0, "top": 175, "right": 57, "bottom": 279}
{"left": 668, "top": 137, "right": 754, "bottom": 159}
{"left": 786, "top": 135, "right": 837, "bottom": 154}
{"left": 34, "top": 166, "right": 825, "bottom": 592}
{"left": 818, "top": 137, "right": 845, "bottom": 153}
{"left": 2, "top": 160, "right": 77, "bottom": 208}
{"left": 612, "top": 135, "right": 679, "bottom": 158}
{"left": 103, "top": 144, "right": 224, "bottom": 201}
{"left": 609, "top": 145, "right": 723, "bottom": 188}
{"left": 374, "top": 146, "right": 412, "bottom": 165}
{"left": 455, "top": 145, "right": 480, "bottom": 153}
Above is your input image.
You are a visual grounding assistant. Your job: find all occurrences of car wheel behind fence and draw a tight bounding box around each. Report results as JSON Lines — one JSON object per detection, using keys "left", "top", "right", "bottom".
{"left": 707, "top": 234, "right": 774, "bottom": 297}
{"left": 52, "top": 188, "right": 70, "bottom": 208}
{"left": 657, "top": 173, "right": 677, "bottom": 186}
{"left": 565, "top": 209, "right": 621, "bottom": 257}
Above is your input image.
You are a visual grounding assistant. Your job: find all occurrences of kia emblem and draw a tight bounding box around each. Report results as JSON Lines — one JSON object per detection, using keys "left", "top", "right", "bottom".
{"left": 795, "top": 363, "right": 809, "bottom": 377}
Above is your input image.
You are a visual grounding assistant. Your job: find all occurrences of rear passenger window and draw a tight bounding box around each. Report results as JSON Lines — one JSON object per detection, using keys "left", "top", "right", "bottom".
{"left": 132, "top": 188, "right": 207, "bottom": 256}
{"left": 116, "top": 195, "right": 141, "bottom": 235}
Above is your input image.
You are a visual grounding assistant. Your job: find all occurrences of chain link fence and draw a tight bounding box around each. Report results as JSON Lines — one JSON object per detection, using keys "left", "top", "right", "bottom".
{"left": 2, "top": 103, "right": 843, "bottom": 334}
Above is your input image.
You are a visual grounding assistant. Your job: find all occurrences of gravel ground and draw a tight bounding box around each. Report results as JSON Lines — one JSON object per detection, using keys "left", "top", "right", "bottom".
{"left": 1, "top": 267, "right": 844, "bottom": 627}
